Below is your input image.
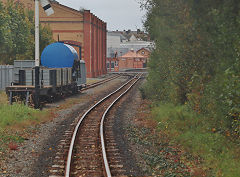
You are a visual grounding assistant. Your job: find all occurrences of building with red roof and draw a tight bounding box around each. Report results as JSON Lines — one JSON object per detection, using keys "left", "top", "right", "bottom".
{"left": 118, "top": 49, "right": 148, "bottom": 70}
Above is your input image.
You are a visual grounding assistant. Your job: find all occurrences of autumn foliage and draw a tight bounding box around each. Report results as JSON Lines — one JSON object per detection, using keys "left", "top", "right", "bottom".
{"left": 0, "top": 0, "right": 53, "bottom": 64}
{"left": 141, "top": 0, "right": 240, "bottom": 136}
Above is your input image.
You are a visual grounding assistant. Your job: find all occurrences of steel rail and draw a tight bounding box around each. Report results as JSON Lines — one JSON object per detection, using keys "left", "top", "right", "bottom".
{"left": 92, "top": 74, "right": 120, "bottom": 85}
{"left": 100, "top": 74, "right": 142, "bottom": 177}
{"left": 82, "top": 74, "right": 120, "bottom": 91}
{"left": 65, "top": 75, "right": 138, "bottom": 177}
{"left": 87, "top": 75, "right": 119, "bottom": 87}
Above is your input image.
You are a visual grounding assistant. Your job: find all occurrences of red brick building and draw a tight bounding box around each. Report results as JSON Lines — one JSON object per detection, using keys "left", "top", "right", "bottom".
{"left": 106, "top": 58, "right": 119, "bottom": 72}
{"left": 2, "top": 0, "right": 107, "bottom": 78}
{"left": 118, "top": 49, "right": 147, "bottom": 70}
{"left": 136, "top": 48, "right": 151, "bottom": 58}
{"left": 83, "top": 10, "right": 107, "bottom": 77}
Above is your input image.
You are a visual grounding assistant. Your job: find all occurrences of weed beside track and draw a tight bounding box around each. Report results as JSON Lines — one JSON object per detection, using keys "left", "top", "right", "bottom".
{"left": 130, "top": 99, "right": 240, "bottom": 176}
{"left": 0, "top": 92, "right": 51, "bottom": 153}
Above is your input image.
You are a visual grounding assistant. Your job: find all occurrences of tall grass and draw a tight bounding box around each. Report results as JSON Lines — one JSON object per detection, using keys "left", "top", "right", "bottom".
{"left": 0, "top": 92, "right": 51, "bottom": 152}
{"left": 152, "top": 103, "right": 240, "bottom": 176}
{"left": 0, "top": 103, "right": 42, "bottom": 128}
{"left": 0, "top": 91, "right": 7, "bottom": 104}
{"left": 0, "top": 92, "right": 49, "bottom": 128}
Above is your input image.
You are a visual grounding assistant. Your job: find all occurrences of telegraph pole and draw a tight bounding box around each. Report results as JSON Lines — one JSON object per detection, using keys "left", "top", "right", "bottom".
{"left": 34, "top": 0, "right": 54, "bottom": 108}
{"left": 34, "top": 0, "right": 40, "bottom": 108}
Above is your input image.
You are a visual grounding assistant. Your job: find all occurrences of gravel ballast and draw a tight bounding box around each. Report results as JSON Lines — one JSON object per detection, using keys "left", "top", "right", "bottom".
{"left": 1, "top": 75, "right": 128, "bottom": 177}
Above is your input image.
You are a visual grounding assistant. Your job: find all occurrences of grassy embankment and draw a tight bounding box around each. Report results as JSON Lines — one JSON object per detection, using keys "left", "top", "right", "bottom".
{"left": 0, "top": 92, "right": 50, "bottom": 152}
{"left": 140, "top": 0, "right": 240, "bottom": 176}
{"left": 150, "top": 103, "right": 240, "bottom": 176}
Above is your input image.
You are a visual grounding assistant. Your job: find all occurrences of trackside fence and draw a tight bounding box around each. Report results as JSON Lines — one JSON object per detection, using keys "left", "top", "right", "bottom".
{"left": 0, "top": 65, "right": 14, "bottom": 91}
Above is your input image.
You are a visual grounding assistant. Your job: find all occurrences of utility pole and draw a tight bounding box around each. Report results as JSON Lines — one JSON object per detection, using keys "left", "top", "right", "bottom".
{"left": 34, "top": 0, "right": 40, "bottom": 108}
{"left": 34, "top": 0, "right": 54, "bottom": 108}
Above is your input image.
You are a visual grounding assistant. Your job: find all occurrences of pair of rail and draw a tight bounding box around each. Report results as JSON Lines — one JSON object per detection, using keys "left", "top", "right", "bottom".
{"left": 82, "top": 74, "right": 120, "bottom": 91}
{"left": 65, "top": 73, "right": 142, "bottom": 177}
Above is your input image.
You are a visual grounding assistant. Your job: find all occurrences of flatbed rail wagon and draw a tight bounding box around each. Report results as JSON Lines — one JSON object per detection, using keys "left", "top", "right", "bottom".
{"left": 6, "top": 42, "right": 86, "bottom": 106}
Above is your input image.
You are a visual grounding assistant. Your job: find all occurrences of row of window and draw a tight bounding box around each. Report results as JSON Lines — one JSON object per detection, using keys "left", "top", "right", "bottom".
{"left": 106, "top": 61, "right": 118, "bottom": 68}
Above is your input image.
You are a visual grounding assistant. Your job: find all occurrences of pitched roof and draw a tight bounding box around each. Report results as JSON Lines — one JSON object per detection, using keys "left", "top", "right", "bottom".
{"left": 129, "top": 34, "right": 138, "bottom": 41}
{"left": 119, "top": 50, "right": 146, "bottom": 59}
{"left": 137, "top": 47, "right": 150, "bottom": 52}
{"left": 51, "top": 0, "right": 84, "bottom": 15}
{"left": 107, "top": 32, "right": 127, "bottom": 41}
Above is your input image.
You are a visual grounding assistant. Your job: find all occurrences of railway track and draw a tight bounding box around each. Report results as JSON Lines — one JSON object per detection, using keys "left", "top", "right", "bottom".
{"left": 49, "top": 73, "right": 142, "bottom": 177}
{"left": 39, "top": 74, "right": 121, "bottom": 107}
{"left": 82, "top": 74, "right": 121, "bottom": 91}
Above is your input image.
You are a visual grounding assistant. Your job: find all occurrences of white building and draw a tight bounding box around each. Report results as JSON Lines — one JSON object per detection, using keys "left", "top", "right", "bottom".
{"left": 107, "top": 31, "right": 153, "bottom": 58}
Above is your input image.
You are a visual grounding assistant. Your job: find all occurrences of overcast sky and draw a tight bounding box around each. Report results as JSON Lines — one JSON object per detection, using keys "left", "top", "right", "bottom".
{"left": 57, "top": 0, "right": 146, "bottom": 31}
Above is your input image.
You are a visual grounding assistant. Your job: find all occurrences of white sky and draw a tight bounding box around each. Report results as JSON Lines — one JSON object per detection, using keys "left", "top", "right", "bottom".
{"left": 56, "top": 0, "right": 146, "bottom": 31}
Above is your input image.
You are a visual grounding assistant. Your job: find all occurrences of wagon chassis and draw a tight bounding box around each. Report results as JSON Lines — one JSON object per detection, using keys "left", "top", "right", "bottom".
{"left": 6, "top": 83, "right": 78, "bottom": 107}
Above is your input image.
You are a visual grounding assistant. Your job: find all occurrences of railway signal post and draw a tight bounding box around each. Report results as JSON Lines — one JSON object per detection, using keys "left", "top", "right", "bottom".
{"left": 34, "top": 0, "right": 54, "bottom": 108}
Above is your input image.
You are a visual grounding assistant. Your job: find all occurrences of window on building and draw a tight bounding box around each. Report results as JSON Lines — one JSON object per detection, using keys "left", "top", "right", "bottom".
{"left": 115, "top": 61, "right": 118, "bottom": 67}
{"left": 111, "top": 62, "right": 114, "bottom": 68}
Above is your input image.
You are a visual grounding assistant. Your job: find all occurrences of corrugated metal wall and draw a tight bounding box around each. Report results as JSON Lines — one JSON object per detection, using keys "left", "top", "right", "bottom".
{"left": 0, "top": 65, "right": 14, "bottom": 91}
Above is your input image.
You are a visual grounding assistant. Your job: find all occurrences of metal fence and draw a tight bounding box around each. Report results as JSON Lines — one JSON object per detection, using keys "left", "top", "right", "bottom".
{"left": 0, "top": 65, "right": 14, "bottom": 91}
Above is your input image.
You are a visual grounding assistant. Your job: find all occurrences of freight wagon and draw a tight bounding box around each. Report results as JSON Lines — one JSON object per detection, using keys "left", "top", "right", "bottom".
{"left": 5, "top": 42, "right": 86, "bottom": 106}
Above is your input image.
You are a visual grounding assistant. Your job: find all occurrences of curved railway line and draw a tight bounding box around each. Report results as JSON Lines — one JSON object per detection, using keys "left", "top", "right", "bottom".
{"left": 66, "top": 74, "right": 141, "bottom": 177}
{"left": 49, "top": 73, "right": 142, "bottom": 177}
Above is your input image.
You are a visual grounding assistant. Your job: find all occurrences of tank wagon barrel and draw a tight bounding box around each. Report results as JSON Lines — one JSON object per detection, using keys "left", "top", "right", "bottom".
{"left": 5, "top": 42, "right": 86, "bottom": 107}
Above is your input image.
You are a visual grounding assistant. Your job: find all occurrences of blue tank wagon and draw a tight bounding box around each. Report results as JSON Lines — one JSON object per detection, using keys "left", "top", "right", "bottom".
{"left": 6, "top": 42, "right": 86, "bottom": 106}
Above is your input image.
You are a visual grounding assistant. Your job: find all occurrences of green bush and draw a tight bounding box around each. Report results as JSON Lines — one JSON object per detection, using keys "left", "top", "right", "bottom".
{"left": 141, "top": 0, "right": 240, "bottom": 135}
{"left": 140, "top": 0, "right": 240, "bottom": 175}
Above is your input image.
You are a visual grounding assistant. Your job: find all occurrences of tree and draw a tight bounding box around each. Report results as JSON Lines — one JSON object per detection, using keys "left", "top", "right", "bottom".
{"left": 142, "top": 0, "right": 240, "bottom": 135}
{"left": 0, "top": 0, "right": 53, "bottom": 64}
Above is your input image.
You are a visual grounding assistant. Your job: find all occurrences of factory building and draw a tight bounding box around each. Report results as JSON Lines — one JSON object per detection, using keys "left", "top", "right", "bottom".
{"left": 2, "top": 0, "right": 107, "bottom": 78}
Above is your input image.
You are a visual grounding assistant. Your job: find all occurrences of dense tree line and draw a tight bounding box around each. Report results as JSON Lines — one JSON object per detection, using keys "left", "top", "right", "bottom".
{"left": 141, "top": 0, "right": 240, "bottom": 135}
{"left": 0, "top": 0, "right": 53, "bottom": 64}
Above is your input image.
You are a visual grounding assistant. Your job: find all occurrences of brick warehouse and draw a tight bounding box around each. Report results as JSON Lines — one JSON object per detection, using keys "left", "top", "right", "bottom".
{"left": 1, "top": 0, "right": 107, "bottom": 78}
